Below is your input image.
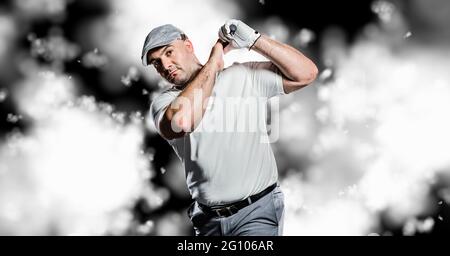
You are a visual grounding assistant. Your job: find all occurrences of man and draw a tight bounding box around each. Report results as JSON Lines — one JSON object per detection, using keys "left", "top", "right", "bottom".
{"left": 142, "top": 19, "right": 318, "bottom": 236}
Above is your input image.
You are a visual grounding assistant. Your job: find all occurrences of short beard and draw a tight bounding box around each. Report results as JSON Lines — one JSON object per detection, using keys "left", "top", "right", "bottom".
{"left": 171, "top": 63, "right": 202, "bottom": 88}
{"left": 170, "top": 75, "right": 188, "bottom": 86}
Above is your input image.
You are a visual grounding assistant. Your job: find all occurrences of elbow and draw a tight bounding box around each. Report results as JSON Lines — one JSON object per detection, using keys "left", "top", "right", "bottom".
{"left": 159, "top": 111, "right": 190, "bottom": 140}
{"left": 300, "top": 63, "right": 318, "bottom": 85}
{"left": 283, "top": 64, "right": 318, "bottom": 94}
{"left": 170, "top": 113, "right": 193, "bottom": 133}
{"left": 290, "top": 60, "right": 318, "bottom": 86}
{"left": 310, "top": 64, "right": 319, "bottom": 83}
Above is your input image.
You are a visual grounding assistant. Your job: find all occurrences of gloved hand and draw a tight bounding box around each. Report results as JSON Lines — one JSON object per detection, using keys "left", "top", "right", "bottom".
{"left": 218, "top": 19, "right": 261, "bottom": 50}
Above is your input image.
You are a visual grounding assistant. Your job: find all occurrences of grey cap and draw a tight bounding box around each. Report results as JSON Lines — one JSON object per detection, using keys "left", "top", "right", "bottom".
{"left": 141, "top": 24, "right": 185, "bottom": 66}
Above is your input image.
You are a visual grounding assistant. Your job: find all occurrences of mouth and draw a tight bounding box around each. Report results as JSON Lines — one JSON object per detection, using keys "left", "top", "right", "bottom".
{"left": 168, "top": 70, "right": 178, "bottom": 80}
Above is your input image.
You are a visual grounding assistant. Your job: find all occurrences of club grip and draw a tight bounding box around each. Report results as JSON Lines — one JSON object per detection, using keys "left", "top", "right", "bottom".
{"left": 229, "top": 24, "right": 237, "bottom": 35}
{"left": 219, "top": 40, "right": 229, "bottom": 48}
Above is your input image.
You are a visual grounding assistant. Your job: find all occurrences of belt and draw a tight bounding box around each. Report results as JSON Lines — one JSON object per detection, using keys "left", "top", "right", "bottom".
{"left": 198, "top": 183, "right": 277, "bottom": 218}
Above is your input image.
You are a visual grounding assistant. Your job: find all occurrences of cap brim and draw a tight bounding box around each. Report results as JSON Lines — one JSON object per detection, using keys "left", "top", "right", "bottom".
{"left": 141, "top": 40, "right": 177, "bottom": 66}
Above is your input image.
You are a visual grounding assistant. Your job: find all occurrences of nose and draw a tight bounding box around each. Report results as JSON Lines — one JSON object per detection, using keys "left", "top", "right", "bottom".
{"left": 160, "top": 56, "right": 174, "bottom": 74}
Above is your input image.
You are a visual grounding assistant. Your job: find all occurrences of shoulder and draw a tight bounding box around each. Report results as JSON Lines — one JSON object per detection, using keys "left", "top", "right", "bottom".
{"left": 153, "top": 87, "right": 181, "bottom": 101}
{"left": 242, "top": 61, "right": 276, "bottom": 71}
{"left": 162, "top": 86, "right": 182, "bottom": 96}
{"left": 220, "top": 61, "right": 274, "bottom": 74}
{"left": 217, "top": 61, "right": 261, "bottom": 78}
{"left": 225, "top": 61, "right": 264, "bottom": 70}
{"left": 150, "top": 86, "right": 181, "bottom": 110}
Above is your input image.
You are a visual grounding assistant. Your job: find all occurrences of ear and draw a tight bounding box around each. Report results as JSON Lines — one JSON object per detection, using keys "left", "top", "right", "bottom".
{"left": 184, "top": 39, "right": 194, "bottom": 53}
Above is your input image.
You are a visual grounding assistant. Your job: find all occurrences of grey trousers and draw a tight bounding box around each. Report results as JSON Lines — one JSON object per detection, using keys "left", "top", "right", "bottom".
{"left": 187, "top": 185, "right": 285, "bottom": 236}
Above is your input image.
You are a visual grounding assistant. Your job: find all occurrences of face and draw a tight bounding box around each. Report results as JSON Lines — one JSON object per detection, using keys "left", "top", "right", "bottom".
{"left": 147, "top": 39, "right": 196, "bottom": 85}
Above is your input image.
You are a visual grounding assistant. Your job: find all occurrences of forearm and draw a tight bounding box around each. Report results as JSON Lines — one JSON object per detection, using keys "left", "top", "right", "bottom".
{"left": 166, "top": 60, "right": 218, "bottom": 133}
{"left": 252, "top": 34, "right": 318, "bottom": 85}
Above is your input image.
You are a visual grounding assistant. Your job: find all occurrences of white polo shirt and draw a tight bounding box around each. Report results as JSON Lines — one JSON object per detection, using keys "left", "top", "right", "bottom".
{"left": 149, "top": 62, "right": 285, "bottom": 205}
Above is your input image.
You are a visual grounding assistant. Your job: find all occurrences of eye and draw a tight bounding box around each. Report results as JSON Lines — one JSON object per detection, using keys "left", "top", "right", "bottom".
{"left": 166, "top": 50, "right": 172, "bottom": 57}
{"left": 152, "top": 60, "right": 162, "bottom": 69}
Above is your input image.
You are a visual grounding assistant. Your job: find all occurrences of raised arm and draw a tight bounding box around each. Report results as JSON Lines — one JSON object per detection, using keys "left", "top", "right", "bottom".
{"left": 159, "top": 41, "right": 224, "bottom": 140}
{"left": 219, "top": 19, "right": 318, "bottom": 94}
{"left": 251, "top": 35, "right": 318, "bottom": 94}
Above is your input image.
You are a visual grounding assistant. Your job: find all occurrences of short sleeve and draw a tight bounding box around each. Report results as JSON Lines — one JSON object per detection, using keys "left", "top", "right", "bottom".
{"left": 243, "top": 62, "right": 286, "bottom": 98}
{"left": 149, "top": 88, "right": 181, "bottom": 135}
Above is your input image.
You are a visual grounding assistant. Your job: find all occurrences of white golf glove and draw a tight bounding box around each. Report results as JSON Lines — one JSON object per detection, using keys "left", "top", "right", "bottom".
{"left": 218, "top": 19, "right": 261, "bottom": 50}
